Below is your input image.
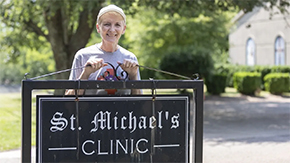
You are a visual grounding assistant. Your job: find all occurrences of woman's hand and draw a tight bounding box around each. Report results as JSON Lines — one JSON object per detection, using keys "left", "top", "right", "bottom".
{"left": 118, "top": 59, "right": 141, "bottom": 94}
{"left": 65, "top": 58, "right": 108, "bottom": 95}
{"left": 81, "top": 58, "right": 108, "bottom": 79}
{"left": 118, "top": 59, "right": 138, "bottom": 80}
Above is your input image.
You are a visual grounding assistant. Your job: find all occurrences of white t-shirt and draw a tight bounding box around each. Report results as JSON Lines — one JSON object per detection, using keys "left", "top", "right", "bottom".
{"left": 69, "top": 43, "right": 141, "bottom": 95}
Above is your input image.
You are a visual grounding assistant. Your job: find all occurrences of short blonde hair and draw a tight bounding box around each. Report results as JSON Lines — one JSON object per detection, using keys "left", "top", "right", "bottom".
{"left": 97, "top": 11, "right": 126, "bottom": 25}
{"left": 97, "top": 5, "right": 126, "bottom": 25}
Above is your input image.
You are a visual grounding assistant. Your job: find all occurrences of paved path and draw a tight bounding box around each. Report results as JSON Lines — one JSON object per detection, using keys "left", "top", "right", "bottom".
{"left": 0, "top": 94, "right": 289, "bottom": 163}
{"left": 203, "top": 95, "right": 290, "bottom": 163}
{"left": 0, "top": 85, "right": 21, "bottom": 93}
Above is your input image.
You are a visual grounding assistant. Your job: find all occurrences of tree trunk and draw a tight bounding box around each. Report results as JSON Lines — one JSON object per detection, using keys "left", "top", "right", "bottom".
{"left": 45, "top": 8, "right": 100, "bottom": 80}
{"left": 44, "top": 6, "right": 101, "bottom": 94}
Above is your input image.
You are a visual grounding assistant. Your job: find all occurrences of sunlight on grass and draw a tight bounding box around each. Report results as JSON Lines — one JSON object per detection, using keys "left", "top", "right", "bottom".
{"left": 0, "top": 92, "right": 39, "bottom": 151}
{"left": 220, "top": 87, "right": 241, "bottom": 97}
{"left": 0, "top": 93, "right": 22, "bottom": 151}
{"left": 283, "top": 92, "right": 290, "bottom": 96}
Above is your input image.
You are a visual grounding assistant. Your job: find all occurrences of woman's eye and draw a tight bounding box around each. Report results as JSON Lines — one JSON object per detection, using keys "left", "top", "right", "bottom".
{"left": 104, "top": 23, "right": 110, "bottom": 26}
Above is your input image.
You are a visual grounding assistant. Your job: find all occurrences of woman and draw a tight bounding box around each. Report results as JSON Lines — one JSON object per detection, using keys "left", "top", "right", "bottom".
{"left": 66, "top": 4, "right": 141, "bottom": 95}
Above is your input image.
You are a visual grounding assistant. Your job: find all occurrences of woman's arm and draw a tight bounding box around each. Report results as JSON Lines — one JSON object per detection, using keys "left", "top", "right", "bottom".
{"left": 65, "top": 58, "right": 107, "bottom": 95}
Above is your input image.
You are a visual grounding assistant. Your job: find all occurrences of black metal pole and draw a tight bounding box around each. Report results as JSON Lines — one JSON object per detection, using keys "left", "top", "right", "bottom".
{"left": 22, "top": 81, "right": 32, "bottom": 162}
{"left": 195, "top": 85, "right": 204, "bottom": 163}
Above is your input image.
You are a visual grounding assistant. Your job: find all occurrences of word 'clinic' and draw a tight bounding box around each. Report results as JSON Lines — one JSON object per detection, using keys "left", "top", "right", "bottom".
{"left": 82, "top": 138, "right": 149, "bottom": 156}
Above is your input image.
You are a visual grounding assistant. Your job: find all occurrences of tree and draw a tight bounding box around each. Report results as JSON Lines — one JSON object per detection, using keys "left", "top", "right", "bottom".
{"left": 125, "top": 7, "right": 233, "bottom": 69}
{"left": 0, "top": 0, "right": 289, "bottom": 80}
{"left": 1, "top": 0, "right": 105, "bottom": 79}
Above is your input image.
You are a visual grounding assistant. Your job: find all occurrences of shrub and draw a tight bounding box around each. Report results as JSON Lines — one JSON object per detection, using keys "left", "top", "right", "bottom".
{"left": 271, "top": 66, "right": 290, "bottom": 73}
{"left": 216, "top": 65, "right": 290, "bottom": 89}
{"left": 205, "top": 73, "right": 227, "bottom": 95}
{"left": 264, "top": 73, "right": 290, "bottom": 95}
{"left": 159, "top": 49, "right": 214, "bottom": 80}
{"left": 233, "top": 72, "right": 261, "bottom": 95}
{"left": 215, "top": 64, "right": 255, "bottom": 87}
{"left": 140, "top": 68, "right": 159, "bottom": 80}
{"left": 254, "top": 65, "right": 272, "bottom": 90}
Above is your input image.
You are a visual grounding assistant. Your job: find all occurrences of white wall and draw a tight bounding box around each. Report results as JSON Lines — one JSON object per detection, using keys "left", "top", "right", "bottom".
{"left": 229, "top": 7, "right": 290, "bottom": 66}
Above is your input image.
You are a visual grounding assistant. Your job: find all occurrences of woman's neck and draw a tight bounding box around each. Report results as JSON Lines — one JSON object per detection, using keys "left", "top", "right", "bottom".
{"left": 99, "top": 42, "right": 118, "bottom": 52}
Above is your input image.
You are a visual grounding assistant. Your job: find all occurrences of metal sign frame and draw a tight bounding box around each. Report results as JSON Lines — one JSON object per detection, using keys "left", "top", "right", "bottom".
{"left": 37, "top": 95, "right": 190, "bottom": 162}
{"left": 22, "top": 80, "right": 203, "bottom": 163}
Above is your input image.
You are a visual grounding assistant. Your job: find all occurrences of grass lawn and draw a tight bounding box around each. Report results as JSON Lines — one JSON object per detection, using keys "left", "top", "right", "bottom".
{"left": 0, "top": 92, "right": 38, "bottom": 151}
{"left": 0, "top": 93, "right": 22, "bottom": 151}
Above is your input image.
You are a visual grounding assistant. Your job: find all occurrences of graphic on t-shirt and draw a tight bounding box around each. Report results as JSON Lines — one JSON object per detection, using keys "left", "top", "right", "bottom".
{"left": 96, "top": 63, "right": 129, "bottom": 94}
{"left": 98, "top": 69, "right": 118, "bottom": 81}
{"left": 97, "top": 62, "right": 128, "bottom": 81}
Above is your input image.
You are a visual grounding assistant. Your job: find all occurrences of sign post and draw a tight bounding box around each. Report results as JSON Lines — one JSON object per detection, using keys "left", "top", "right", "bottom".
{"left": 22, "top": 80, "right": 203, "bottom": 162}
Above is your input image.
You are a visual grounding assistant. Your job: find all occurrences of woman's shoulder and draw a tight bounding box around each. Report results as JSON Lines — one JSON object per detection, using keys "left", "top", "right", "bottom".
{"left": 75, "top": 44, "right": 102, "bottom": 58}
{"left": 77, "top": 44, "right": 99, "bottom": 54}
{"left": 118, "top": 46, "right": 136, "bottom": 57}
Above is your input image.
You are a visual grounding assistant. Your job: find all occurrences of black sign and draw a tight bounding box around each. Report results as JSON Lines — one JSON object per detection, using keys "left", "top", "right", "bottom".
{"left": 37, "top": 96, "right": 190, "bottom": 162}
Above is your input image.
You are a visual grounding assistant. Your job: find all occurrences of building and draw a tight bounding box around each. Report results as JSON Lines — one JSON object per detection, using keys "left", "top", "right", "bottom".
{"left": 229, "top": 6, "right": 290, "bottom": 66}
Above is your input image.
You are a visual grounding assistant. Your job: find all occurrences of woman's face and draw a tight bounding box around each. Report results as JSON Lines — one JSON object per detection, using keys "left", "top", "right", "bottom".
{"left": 97, "top": 12, "right": 126, "bottom": 45}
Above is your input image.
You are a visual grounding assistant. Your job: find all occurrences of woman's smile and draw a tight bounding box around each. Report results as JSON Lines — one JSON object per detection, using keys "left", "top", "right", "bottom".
{"left": 97, "top": 12, "right": 126, "bottom": 46}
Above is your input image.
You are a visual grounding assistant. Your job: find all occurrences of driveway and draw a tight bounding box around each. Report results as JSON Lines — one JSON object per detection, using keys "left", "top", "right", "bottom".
{"left": 203, "top": 95, "right": 290, "bottom": 163}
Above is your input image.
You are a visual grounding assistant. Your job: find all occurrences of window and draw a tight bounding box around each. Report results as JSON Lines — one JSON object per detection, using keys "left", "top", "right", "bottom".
{"left": 275, "top": 36, "right": 285, "bottom": 65}
{"left": 246, "top": 38, "right": 255, "bottom": 66}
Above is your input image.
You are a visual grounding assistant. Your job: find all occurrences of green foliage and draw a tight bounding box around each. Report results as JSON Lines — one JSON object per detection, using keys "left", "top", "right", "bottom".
{"left": 205, "top": 73, "right": 227, "bottom": 95}
{"left": 233, "top": 72, "right": 261, "bottom": 95}
{"left": 215, "top": 64, "right": 255, "bottom": 87}
{"left": 1, "top": 0, "right": 289, "bottom": 81}
{"left": 0, "top": 0, "right": 104, "bottom": 79}
{"left": 159, "top": 48, "right": 214, "bottom": 80}
{"left": 23, "top": 49, "right": 55, "bottom": 80}
{"left": 125, "top": 7, "right": 233, "bottom": 69}
{"left": 124, "top": 0, "right": 289, "bottom": 71}
{"left": 264, "top": 73, "right": 290, "bottom": 95}
{"left": 134, "top": 0, "right": 289, "bottom": 15}
{"left": 216, "top": 65, "right": 290, "bottom": 89}
{"left": 0, "top": 48, "right": 55, "bottom": 84}
{"left": 0, "top": 1, "right": 48, "bottom": 61}
{"left": 271, "top": 66, "right": 290, "bottom": 73}
{"left": 139, "top": 68, "right": 160, "bottom": 80}
{"left": 254, "top": 65, "right": 272, "bottom": 90}
{"left": 0, "top": 62, "right": 23, "bottom": 85}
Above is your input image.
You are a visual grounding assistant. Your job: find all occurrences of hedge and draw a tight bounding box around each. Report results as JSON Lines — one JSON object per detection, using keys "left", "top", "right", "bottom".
{"left": 205, "top": 73, "right": 227, "bottom": 95}
{"left": 264, "top": 73, "right": 290, "bottom": 94}
{"left": 233, "top": 72, "right": 261, "bottom": 95}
